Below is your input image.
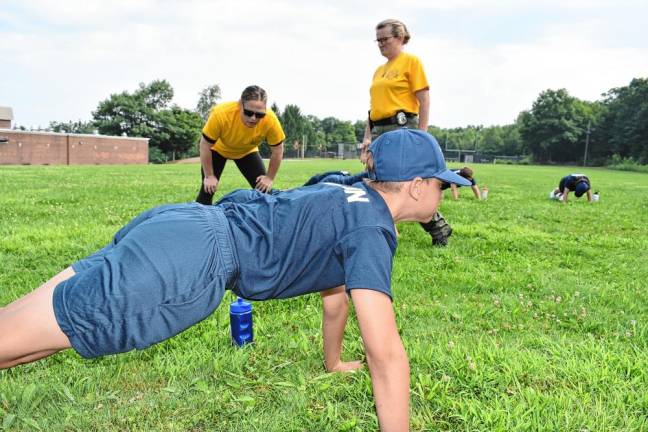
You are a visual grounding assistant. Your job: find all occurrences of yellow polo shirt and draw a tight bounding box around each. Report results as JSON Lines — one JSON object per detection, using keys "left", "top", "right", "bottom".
{"left": 202, "top": 101, "right": 285, "bottom": 159}
{"left": 369, "top": 52, "right": 429, "bottom": 121}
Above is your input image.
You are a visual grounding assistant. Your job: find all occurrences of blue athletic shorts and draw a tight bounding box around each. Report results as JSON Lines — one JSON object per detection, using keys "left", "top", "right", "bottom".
{"left": 53, "top": 203, "right": 239, "bottom": 358}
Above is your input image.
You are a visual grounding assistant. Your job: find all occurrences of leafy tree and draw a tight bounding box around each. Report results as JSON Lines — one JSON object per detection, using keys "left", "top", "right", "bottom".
{"left": 320, "top": 117, "right": 356, "bottom": 150}
{"left": 518, "top": 89, "right": 587, "bottom": 163}
{"left": 478, "top": 124, "right": 524, "bottom": 156}
{"left": 157, "top": 107, "right": 203, "bottom": 160}
{"left": 353, "top": 120, "right": 367, "bottom": 143}
{"left": 148, "top": 146, "right": 168, "bottom": 164}
{"left": 93, "top": 81, "right": 166, "bottom": 139}
{"left": 48, "top": 120, "right": 96, "bottom": 134}
{"left": 500, "top": 123, "right": 525, "bottom": 156}
{"left": 139, "top": 80, "right": 174, "bottom": 110}
{"left": 303, "top": 115, "right": 326, "bottom": 152}
{"left": 92, "top": 80, "right": 201, "bottom": 162}
{"left": 428, "top": 124, "right": 525, "bottom": 158}
{"left": 270, "top": 102, "right": 281, "bottom": 118}
{"left": 479, "top": 126, "right": 503, "bottom": 155}
{"left": 429, "top": 126, "right": 471, "bottom": 151}
{"left": 281, "top": 104, "right": 306, "bottom": 151}
{"left": 427, "top": 125, "right": 445, "bottom": 141}
{"left": 196, "top": 84, "right": 222, "bottom": 121}
{"left": 598, "top": 78, "right": 648, "bottom": 163}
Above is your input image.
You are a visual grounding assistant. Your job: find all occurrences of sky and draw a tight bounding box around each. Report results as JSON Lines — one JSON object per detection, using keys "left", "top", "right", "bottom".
{"left": 1, "top": 0, "right": 647, "bottom": 129}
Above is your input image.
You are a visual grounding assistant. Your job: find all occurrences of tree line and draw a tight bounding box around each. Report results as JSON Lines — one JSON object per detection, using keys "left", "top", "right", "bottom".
{"left": 27, "top": 77, "right": 647, "bottom": 165}
{"left": 427, "top": 78, "right": 647, "bottom": 165}
{"left": 518, "top": 79, "right": 647, "bottom": 165}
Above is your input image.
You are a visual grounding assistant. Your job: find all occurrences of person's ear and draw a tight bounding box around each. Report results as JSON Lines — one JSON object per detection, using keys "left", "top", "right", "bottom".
{"left": 408, "top": 177, "right": 424, "bottom": 200}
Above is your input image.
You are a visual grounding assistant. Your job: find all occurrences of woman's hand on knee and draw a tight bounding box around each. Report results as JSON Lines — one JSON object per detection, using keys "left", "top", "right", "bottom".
{"left": 203, "top": 176, "right": 219, "bottom": 194}
{"left": 255, "top": 175, "right": 273, "bottom": 193}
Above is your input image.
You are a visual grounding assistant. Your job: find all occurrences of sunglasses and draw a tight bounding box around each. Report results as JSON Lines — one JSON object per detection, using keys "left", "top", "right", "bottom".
{"left": 375, "top": 36, "right": 393, "bottom": 44}
{"left": 242, "top": 107, "right": 266, "bottom": 119}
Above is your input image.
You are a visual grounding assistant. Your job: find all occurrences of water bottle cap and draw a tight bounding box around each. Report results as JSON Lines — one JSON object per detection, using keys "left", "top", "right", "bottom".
{"left": 230, "top": 297, "right": 252, "bottom": 313}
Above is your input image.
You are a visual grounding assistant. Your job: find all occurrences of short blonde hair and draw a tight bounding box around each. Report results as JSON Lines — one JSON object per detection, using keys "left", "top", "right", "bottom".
{"left": 376, "top": 19, "right": 411, "bottom": 45}
{"left": 364, "top": 179, "right": 404, "bottom": 193}
{"left": 240, "top": 85, "right": 267, "bottom": 103}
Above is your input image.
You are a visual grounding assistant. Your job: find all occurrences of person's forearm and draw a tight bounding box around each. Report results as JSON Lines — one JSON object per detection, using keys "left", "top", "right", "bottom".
{"left": 367, "top": 342, "right": 410, "bottom": 431}
{"left": 360, "top": 123, "right": 372, "bottom": 164}
{"left": 562, "top": 190, "right": 569, "bottom": 202}
{"left": 472, "top": 185, "right": 481, "bottom": 199}
{"left": 351, "top": 289, "right": 410, "bottom": 430}
{"left": 363, "top": 122, "right": 372, "bottom": 149}
{"left": 266, "top": 144, "right": 284, "bottom": 180}
{"left": 451, "top": 184, "right": 459, "bottom": 200}
{"left": 321, "top": 287, "right": 348, "bottom": 370}
{"left": 199, "top": 137, "right": 215, "bottom": 177}
{"left": 416, "top": 89, "right": 430, "bottom": 132}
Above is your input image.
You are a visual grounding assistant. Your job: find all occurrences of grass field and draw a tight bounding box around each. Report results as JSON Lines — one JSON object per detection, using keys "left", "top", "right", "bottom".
{"left": 1, "top": 160, "right": 648, "bottom": 431}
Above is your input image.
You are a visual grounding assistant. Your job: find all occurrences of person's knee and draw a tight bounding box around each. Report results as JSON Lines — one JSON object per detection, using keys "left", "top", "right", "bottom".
{"left": 0, "top": 345, "right": 26, "bottom": 369}
{"left": 0, "top": 358, "right": 16, "bottom": 370}
{"left": 0, "top": 349, "right": 61, "bottom": 370}
{"left": 0, "top": 330, "right": 18, "bottom": 369}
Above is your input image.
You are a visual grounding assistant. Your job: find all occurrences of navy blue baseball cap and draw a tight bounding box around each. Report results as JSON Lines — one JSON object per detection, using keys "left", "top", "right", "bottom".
{"left": 368, "top": 129, "right": 472, "bottom": 186}
{"left": 575, "top": 182, "right": 590, "bottom": 197}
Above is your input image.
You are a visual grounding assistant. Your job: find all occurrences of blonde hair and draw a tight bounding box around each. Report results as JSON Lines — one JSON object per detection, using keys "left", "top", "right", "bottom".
{"left": 376, "top": 19, "right": 411, "bottom": 45}
{"left": 240, "top": 85, "right": 267, "bottom": 103}
{"left": 364, "top": 179, "right": 404, "bottom": 193}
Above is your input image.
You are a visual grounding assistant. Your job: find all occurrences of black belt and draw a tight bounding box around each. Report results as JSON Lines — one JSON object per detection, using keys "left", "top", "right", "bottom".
{"left": 371, "top": 111, "right": 417, "bottom": 127}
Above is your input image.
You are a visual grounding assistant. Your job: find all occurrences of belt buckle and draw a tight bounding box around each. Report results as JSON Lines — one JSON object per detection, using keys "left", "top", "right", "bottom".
{"left": 396, "top": 112, "right": 407, "bottom": 126}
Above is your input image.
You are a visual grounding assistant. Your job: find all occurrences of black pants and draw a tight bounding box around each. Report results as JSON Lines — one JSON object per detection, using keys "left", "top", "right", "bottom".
{"left": 196, "top": 150, "right": 266, "bottom": 205}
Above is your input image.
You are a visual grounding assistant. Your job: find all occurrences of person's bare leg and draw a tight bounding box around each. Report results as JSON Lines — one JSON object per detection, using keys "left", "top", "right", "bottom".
{"left": 0, "top": 269, "right": 75, "bottom": 369}
{"left": 5, "top": 349, "right": 61, "bottom": 366}
{"left": 1, "top": 267, "right": 75, "bottom": 313}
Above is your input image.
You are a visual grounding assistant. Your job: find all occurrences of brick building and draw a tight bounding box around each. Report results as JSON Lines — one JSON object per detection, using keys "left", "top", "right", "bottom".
{"left": 0, "top": 129, "right": 149, "bottom": 165}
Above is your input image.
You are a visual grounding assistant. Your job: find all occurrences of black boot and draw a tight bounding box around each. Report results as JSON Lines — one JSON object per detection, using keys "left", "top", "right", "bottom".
{"left": 420, "top": 211, "right": 453, "bottom": 246}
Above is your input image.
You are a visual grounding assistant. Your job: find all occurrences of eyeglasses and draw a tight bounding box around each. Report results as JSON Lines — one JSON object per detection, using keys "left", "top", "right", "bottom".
{"left": 375, "top": 36, "right": 393, "bottom": 44}
{"left": 242, "top": 106, "right": 266, "bottom": 119}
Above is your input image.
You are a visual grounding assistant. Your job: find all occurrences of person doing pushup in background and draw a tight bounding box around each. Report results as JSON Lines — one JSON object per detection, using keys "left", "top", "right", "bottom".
{"left": 552, "top": 173, "right": 594, "bottom": 203}
{"left": 442, "top": 166, "right": 482, "bottom": 200}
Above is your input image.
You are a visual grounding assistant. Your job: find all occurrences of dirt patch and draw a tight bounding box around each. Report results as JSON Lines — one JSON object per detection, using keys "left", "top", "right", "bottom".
{"left": 170, "top": 157, "right": 200, "bottom": 164}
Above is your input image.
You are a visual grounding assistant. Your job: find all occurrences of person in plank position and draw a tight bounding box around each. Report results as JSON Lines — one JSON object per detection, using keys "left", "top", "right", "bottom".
{"left": 0, "top": 128, "right": 470, "bottom": 431}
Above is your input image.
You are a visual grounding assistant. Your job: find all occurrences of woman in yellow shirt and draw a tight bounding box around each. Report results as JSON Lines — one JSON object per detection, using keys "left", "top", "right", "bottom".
{"left": 361, "top": 20, "right": 452, "bottom": 246}
{"left": 361, "top": 19, "right": 430, "bottom": 162}
{"left": 197, "top": 85, "right": 286, "bottom": 204}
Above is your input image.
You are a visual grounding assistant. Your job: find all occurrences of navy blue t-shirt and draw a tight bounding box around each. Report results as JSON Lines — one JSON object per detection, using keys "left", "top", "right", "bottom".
{"left": 303, "top": 171, "right": 369, "bottom": 187}
{"left": 559, "top": 174, "right": 589, "bottom": 191}
{"left": 216, "top": 182, "right": 397, "bottom": 301}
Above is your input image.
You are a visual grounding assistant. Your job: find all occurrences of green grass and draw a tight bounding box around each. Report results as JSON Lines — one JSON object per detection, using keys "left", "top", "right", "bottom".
{"left": 1, "top": 161, "right": 648, "bottom": 431}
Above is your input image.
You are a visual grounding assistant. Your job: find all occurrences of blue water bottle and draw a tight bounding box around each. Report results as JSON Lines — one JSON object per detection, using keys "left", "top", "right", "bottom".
{"left": 229, "top": 297, "right": 253, "bottom": 347}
